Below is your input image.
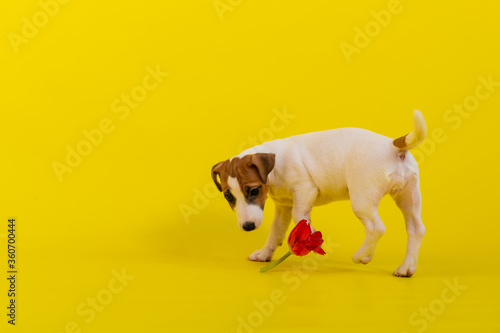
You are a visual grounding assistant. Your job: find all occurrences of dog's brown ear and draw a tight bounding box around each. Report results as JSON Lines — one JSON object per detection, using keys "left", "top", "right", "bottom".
{"left": 211, "top": 161, "right": 226, "bottom": 192}
{"left": 249, "top": 153, "right": 276, "bottom": 184}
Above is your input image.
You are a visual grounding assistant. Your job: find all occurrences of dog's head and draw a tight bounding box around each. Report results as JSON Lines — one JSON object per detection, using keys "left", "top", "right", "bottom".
{"left": 211, "top": 153, "right": 276, "bottom": 231}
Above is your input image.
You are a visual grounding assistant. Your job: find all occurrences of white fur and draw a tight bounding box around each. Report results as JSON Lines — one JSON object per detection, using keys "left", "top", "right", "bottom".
{"left": 242, "top": 111, "right": 426, "bottom": 277}
{"left": 228, "top": 176, "right": 264, "bottom": 229}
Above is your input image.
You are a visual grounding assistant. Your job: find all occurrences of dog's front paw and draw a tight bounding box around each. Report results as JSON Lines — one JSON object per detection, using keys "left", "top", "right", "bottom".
{"left": 352, "top": 249, "right": 374, "bottom": 265}
{"left": 393, "top": 263, "right": 416, "bottom": 277}
{"left": 248, "top": 248, "right": 274, "bottom": 262}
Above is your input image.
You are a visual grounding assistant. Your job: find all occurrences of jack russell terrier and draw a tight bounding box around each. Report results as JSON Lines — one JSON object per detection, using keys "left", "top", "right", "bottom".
{"left": 211, "top": 110, "right": 427, "bottom": 277}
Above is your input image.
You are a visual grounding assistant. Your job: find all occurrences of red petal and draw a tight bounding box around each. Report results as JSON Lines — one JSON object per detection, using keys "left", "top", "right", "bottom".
{"left": 288, "top": 220, "right": 311, "bottom": 247}
{"left": 291, "top": 243, "right": 311, "bottom": 256}
{"left": 310, "top": 231, "right": 323, "bottom": 243}
{"left": 295, "top": 220, "right": 311, "bottom": 239}
{"left": 313, "top": 247, "right": 326, "bottom": 255}
{"left": 308, "top": 231, "right": 324, "bottom": 247}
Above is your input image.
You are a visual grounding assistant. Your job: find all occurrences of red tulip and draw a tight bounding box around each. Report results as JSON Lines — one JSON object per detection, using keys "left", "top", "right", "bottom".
{"left": 260, "top": 219, "right": 326, "bottom": 273}
{"left": 288, "top": 219, "right": 326, "bottom": 256}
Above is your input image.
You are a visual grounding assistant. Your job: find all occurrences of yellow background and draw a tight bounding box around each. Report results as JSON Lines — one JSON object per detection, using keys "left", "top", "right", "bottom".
{"left": 1, "top": 0, "right": 499, "bottom": 332}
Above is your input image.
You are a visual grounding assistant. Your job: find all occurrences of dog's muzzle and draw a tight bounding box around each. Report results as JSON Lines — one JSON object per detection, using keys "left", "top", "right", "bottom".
{"left": 242, "top": 221, "right": 256, "bottom": 231}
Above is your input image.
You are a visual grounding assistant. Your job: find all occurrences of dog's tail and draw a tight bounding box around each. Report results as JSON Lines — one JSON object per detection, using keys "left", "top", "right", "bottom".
{"left": 393, "top": 110, "right": 427, "bottom": 150}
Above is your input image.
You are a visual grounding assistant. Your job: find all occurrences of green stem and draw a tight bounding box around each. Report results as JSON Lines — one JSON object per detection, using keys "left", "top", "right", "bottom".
{"left": 260, "top": 251, "right": 292, "bottom": 273}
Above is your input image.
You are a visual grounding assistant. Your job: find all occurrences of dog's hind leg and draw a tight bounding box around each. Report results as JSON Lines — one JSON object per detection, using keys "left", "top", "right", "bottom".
{"left": 392, "top": 177, "right": 425, "bottom": 277}
{"left": 350, "top": 189, "right": 386, "bottom": 265}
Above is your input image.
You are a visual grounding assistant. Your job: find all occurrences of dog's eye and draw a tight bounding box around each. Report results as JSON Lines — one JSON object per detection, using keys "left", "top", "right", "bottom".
{"left": 249, "top": 187, "right": 260, "bottom": 197}
{"left": 224, "top": 192, "right": 234, "bottom": 202}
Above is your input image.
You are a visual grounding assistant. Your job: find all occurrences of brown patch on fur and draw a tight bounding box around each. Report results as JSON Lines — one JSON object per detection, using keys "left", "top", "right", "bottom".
{"left": 211, "top": 153, "right": 276, "bottom": 209}
{"left": 211, "top": 161, "right": 225, "bottom": 192}
{"left": 393, "top": 134, "right": 409, "bottom": 149}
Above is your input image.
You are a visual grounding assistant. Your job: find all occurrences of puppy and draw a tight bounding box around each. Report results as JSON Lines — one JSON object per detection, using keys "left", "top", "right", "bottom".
{"left": 211, "top": 110, "right": 427, "bottom": 277}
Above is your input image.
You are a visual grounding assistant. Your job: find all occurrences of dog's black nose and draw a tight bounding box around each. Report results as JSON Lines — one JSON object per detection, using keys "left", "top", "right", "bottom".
{"left": 243, "top": 222, "right": 255, "bottom": 231}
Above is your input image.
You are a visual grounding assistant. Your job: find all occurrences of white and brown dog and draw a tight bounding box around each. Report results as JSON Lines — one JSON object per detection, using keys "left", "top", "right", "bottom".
{"left": 211, "top": 110, "right": 427, "bottom": 277}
